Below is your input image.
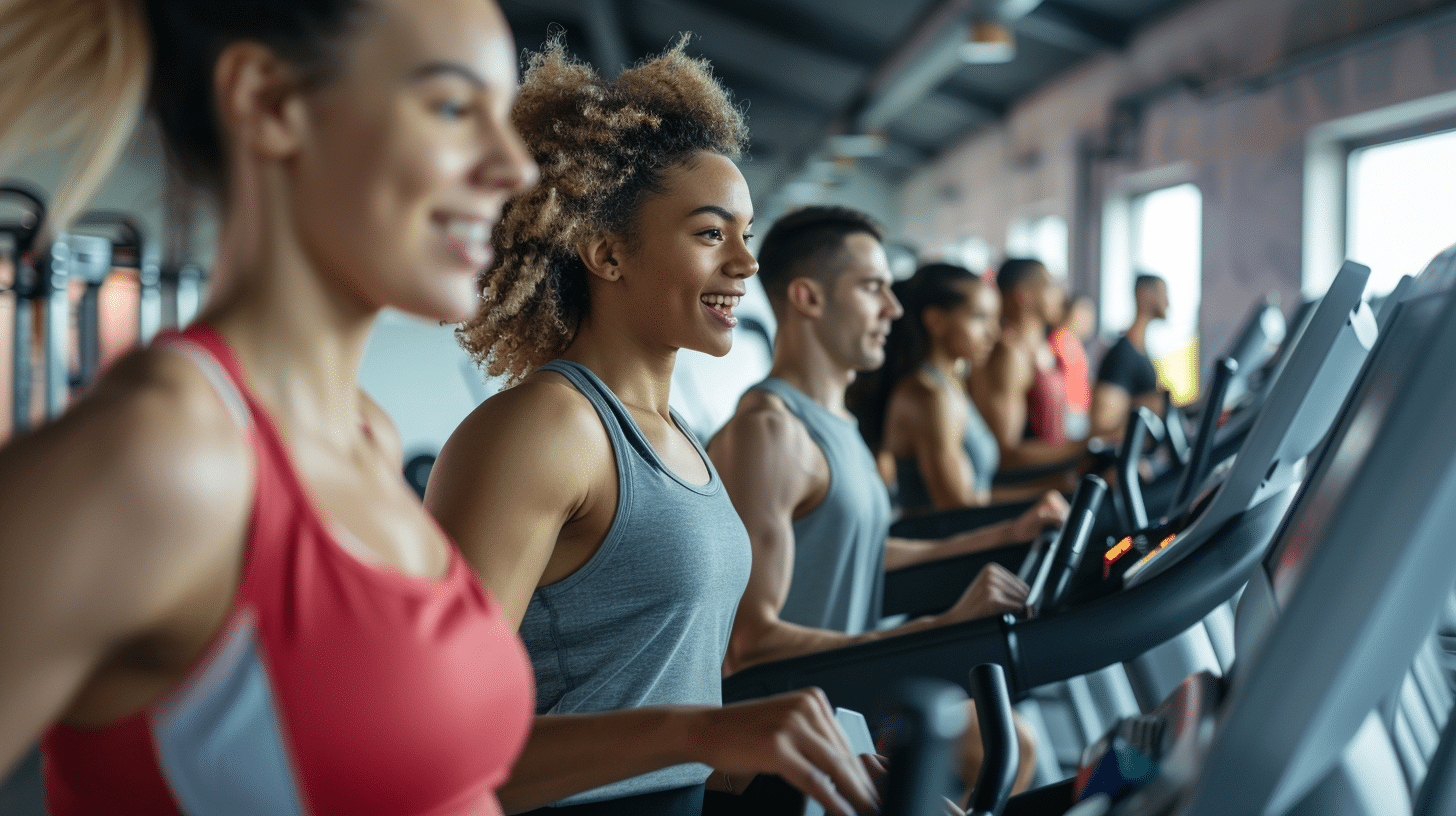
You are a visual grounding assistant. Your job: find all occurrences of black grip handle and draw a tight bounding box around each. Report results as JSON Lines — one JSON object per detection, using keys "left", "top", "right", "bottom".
{"left": 1045, "top": 475, "right": 1109, "bottom": 612}
{"left": 966, "top": 664, "right": 1018, "bottom": 816}
{"left": 1174, "top": 357, "right": 1239, "bottom": 511}
{"left": 879, "top": 678, "right": 968, "bottom": 816}
{"left": 0, "top": 182, "right": 46, "bottom": 253}
{"left": 1117, "top": 407, "right": 1156, "bottom": 532}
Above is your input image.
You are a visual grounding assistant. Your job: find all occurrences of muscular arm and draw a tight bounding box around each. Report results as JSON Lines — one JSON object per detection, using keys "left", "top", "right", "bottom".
{"left": 972, "top": 347, "right": 1089, "bottom": 471}
{"left": 1090, "top": 382, "right": 1132, "bottom": 440}
{"left": 0, "top": 354, "right": 251, "bottom": 773}
{"left": 882, "top": 490, "right": 1070, "bottom": 571}
{"left": 971, "top": 342, "right": 1032, "bottom": 453}
{"left": 709, "top": 395, "right": 1029, "bottom": 676}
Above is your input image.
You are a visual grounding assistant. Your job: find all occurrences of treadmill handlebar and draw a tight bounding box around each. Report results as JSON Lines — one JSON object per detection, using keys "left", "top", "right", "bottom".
{"left": 1175, "top": 358, "right": 1239, "bottom": 511}
{"left": 1045, "top": 475, "right": 1109, "bottom": 613}
{"left": 966, "top": 664, "right": 1018, "bottom": 816}
{"left": 878, "top": 678, "right": 968, "bottom": 816}
{"left": 1118, "top": 407, "right": 1157, "bottom": 531}
{"left": 721, "top": 482, "right": 1294, "bottom": 712}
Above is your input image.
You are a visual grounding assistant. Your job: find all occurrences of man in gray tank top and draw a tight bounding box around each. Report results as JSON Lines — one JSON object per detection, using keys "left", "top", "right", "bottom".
{"left": 708, "top": 207, "right": 1065, "bottom": 794}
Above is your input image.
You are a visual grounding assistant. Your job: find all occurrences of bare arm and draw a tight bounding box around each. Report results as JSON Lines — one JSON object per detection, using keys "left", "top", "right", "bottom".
{"left": 883, "top": 491, "right": 1070, "bottom": 571}
{"left": 426, "top": 378, "right": 599, "bottom": 625}
{"left": 903, "top": 380, "right": 985, "bottom": 510}
{"left": 709, "top": 397, "right": 1029, "bottom": 676}
{"left": 0, "top": 354, "right": 251, "bottom": 774}
{"left": 428, "top": 381, "right": 878, "bottom": 815}
{"left": 1090, "top": 382, "right": 1132, "bottom": 440}
{"left": 501, "top": 691, "right": 873, "bottom": 815}
{"left": 971, "top": 342, "right": 1033, "bottom": 453}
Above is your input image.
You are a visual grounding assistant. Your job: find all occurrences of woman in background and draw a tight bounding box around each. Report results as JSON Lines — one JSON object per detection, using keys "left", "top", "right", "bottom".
{"left": 850, "top": 263, "right": 1073, "bottom": 516}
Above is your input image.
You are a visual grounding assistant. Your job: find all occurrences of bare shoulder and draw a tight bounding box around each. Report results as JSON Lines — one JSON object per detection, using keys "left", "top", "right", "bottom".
{"left": 430, "top": 369, "right": 610, "bottom": 509}
{"left": 985, "top": 338, "right": 1033, "bottom": 388}
{"left": 447, "top": 370, "right": 608, "bottom": 460}
{"left": 711, "top": 388, "right": 812, "bottom": 466}
{"left": 0, "top": 346, "right": 253, "bottom": 641}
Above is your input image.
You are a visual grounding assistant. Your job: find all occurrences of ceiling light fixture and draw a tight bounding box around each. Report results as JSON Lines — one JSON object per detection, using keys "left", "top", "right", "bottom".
{"left": 960, "top": 18, "right": 1016, "bottom": 64}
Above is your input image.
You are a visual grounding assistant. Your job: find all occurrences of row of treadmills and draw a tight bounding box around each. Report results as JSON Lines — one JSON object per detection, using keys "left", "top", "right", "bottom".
{"left": 750, "top": 245, "right": 1456, "bottom": 815}
{"left": 1, "top": 203, "right": 1453, "bottom": 814}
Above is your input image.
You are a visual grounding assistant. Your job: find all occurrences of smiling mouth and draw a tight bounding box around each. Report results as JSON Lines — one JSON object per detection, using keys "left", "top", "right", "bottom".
{"left": 443, "top": 218, "right": 493, "bottom": 267}
{"left": 701, "top": 293, "right": 741, "bottom": 327}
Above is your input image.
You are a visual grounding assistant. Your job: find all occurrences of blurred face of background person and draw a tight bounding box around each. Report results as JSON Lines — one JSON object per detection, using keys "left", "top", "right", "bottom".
{"left": 818, "top": 232, "right": 903, "bottom": 372}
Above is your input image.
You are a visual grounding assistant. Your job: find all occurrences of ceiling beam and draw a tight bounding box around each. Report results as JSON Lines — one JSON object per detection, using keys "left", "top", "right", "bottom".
{"left": 1015, "top": 0, "right": 1131, "bottom": 53}
{"left": 629, "top": 0, "right": 869, "bottom": 111}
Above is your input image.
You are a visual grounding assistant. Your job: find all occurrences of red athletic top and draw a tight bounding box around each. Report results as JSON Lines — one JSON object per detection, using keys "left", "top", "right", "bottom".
{"left": 44, "top": 325, "right": 534, "bottom": 816}
{"left": 1048, "top": 328, "right": 1090, "bottom": 413}
{"left": 1027, "top": 359, "right": 1068, "bottom": 442}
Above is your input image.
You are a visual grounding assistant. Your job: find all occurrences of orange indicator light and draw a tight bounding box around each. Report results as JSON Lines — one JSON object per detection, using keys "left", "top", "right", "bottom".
{"left": 1159, "top": 533, "right": 1176, "bottom": 550}
{"left": 1104, "top": 536, "right": 1134, "bottom": 577}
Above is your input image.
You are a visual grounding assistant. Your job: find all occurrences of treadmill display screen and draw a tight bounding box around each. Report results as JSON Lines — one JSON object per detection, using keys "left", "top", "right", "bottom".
{"left": 1262, "top": 289, "right": 1445, "bottom": 606}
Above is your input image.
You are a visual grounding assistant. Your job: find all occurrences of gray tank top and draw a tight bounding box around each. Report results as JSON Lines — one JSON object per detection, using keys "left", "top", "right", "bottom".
{"left": 520, "top": 360, "right": 752, "bottom": 805}
{"left": 895, "top": 364, "right": 1000, "bottom": 514}
{"left": 751, "top": 378, "right": 888, "bottom": 636}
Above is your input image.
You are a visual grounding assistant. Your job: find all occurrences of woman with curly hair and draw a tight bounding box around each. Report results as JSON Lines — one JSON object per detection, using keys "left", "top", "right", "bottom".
{"left": 0, "top": 1, "right": 544, "bottom": 814}
{"left": 426, "top": 38, "right": 878, "bottom": 816}
{"left": 849, "top": 263, "right": 1076, "bottom": 515}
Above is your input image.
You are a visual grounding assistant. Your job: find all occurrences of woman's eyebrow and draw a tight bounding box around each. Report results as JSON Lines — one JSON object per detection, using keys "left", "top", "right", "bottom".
{"left": 688, "top": 205, "right": 753, "bottom": 226}
{"left": 406, "top": 61, "right": 487, "bottom": 87}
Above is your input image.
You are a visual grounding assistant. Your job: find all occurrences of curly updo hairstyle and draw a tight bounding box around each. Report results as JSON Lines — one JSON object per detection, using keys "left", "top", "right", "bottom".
{"left": 457, "top": 35, "right": 748, "bottom": 384}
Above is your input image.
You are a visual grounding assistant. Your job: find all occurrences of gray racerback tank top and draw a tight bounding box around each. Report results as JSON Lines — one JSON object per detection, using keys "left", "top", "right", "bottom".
{"left": 752, "top": 378, "right": 889, "bottom": 636}
{"left": 895, "top": 364, "right": 1000, "bottom": 513}
{"left": 519, "top": 360, "right": 752, "bottom": 806}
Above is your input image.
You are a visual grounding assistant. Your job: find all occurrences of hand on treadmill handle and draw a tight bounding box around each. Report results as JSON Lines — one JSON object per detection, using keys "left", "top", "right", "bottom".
{"left": 941, "top": 563, "right": 1031, "bottom": 625}
{"left": 693, "top": 688, "right": 881, "bottom": 816}
{"left": 1005, "top": 491, "right": 1071, "bottom": 544}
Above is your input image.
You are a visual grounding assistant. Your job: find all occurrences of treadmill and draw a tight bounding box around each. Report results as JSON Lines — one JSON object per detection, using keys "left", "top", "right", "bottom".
{"left": 723, "top": 261, "right": 1379, "bottom": 714}
{"left": 1037, "top": 243, "right": 1456, "bottom": 815}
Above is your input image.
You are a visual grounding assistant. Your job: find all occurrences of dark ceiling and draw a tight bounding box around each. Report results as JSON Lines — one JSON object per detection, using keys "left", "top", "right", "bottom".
{"left": 497, "top": 0, "right": 1195, "bottom": 206}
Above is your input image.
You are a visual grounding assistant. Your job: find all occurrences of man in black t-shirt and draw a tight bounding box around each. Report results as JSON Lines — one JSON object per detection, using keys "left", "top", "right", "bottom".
{"left": 1091, "top": 274, "right": 1167, "bottom": 439}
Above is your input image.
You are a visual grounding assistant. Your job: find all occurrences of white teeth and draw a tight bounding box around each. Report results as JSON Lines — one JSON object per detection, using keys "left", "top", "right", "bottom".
{"left": 700, "top": 294, "right": 742, "bottom": 307}
{"left": 446, "top": 219, "right": 490, "bottom": 244}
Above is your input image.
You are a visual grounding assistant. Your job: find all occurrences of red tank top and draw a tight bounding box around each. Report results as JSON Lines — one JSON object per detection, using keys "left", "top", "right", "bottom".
{"left": 43, "top": 325, "right": 534, "bottom": 816}
{"left": 1027, "top": 359, "right": 1068, "bottom": 442}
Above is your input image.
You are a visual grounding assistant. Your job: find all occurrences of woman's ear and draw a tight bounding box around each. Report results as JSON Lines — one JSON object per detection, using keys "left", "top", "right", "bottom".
{"left": 579, "top": 234, "right": 627, "bottom": 282}
{"left": 213, "top": 41, "right": 308, "bottom": 162}
{"left": 785, "top": 277, "right": 826, "bottom": 319}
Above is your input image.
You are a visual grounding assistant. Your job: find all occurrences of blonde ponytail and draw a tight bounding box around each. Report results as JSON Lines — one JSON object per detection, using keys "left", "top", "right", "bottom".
{"left": 0, "top": 0, "right": 150, "bottom": 240}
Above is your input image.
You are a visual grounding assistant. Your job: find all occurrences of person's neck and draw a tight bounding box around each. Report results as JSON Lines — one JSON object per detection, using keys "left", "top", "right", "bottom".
{"left": 560, "top": 318, "right": 678, "bottom": 419}
{"left": 768, "top": 318, "right": 854, "bottom": 418}
{"left": 925, "top": 346, "right": 967, "bottom": 387}
{"left": 198, "top": 170, "right": 379, "bottom": 451}
{"left": 1005, "top": 311, "right": 1047, "bottom": 346}
{"left": 1127, "top": 313, "right": 1153, "bottom": 353}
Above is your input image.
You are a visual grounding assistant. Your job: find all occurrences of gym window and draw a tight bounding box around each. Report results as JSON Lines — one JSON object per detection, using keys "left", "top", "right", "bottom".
{"left": 1346, "top": 129, "right": 1456, "bottom": 298}
{"left": 1006, "top": 214, "right": 1069, "bottom": 282}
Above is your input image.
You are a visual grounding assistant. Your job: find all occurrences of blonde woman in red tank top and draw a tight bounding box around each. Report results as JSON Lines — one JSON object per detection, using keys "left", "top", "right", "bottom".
{"left": 0, "top": 2, "right": 546, "bottom": 813}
